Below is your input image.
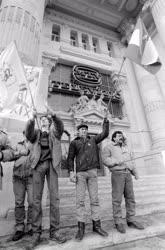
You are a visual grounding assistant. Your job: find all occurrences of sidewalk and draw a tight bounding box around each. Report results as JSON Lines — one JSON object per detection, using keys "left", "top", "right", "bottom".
{"left": 1, "top": 212, "right": 165, "bottom": 250}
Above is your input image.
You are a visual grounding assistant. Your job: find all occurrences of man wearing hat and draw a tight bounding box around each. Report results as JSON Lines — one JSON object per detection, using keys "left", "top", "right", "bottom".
{"left": 67, "top": 116, "right": 109, "bottom": 241}
{"left": 25, "top": 107, "right": 67, "bottom": 248}
{"left": 102, "top": 130, "right": 144, "bottom": 234}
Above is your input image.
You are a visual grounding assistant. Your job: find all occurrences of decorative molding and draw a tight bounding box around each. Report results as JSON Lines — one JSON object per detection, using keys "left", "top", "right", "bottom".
{"left": 60, "top": 45, "right": 112, "bottom": 66}
{"left": 69, "top": 94, "right": 109, "bottom": 116}
{"left": 45, "top": 8, "right": 119, "bottom": 41}
{"left": 145, "top": 100, "right": 165, "bottom": 113}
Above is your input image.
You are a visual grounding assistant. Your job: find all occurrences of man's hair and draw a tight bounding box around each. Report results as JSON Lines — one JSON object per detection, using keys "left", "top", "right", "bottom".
{"left": 40, "top": 115, "right": 52, "bottom": 126}
{"left": 111, "top": 130, "right": 126, "bottom": 143}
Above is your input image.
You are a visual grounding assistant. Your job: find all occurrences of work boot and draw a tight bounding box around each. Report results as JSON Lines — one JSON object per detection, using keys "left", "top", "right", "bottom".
{"left": 27, "top": 229, "right": 33, "bottom": 236}
{"left": 50, "top": 230, "right": 67, "bottom": 244}
{"left": 93, "top": 220, "right": 108, "bottom": 237}
{"left": 12, "top": 231, "right": 24, "bottom": 241}
{"left": 127, "top": 221, "right": 144, "bottom": 230}
{"left": 31, "top": 233, "right": 40, "bottom": 248}
{"left": 75, "top": 221, "right": 85, "bottom": 241}
{"left": 115, "top": 223, "right": 126, "bottom": 234}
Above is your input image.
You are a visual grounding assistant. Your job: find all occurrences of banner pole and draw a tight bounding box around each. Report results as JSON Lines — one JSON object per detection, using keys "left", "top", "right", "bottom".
{"left": 14, "top": 41, "right": 40, "bottom": 129}
{"left": 106, "top": 57, "right": 126, "bottom": 115}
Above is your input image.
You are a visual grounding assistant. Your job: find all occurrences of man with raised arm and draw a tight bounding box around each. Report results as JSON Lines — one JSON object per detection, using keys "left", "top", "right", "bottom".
{"left": 25, "top": 107, "right": 67, "bottom": 248}
{"left": 67, "top": 115, "right": 109, "bottom": 241}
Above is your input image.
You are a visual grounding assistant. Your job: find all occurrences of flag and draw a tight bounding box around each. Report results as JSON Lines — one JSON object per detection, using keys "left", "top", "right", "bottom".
{"left": 0, "top": 41, "right": 28, "bottom": 115}
{"left": 0, "top": 41, "right": 44, "bottom": 122}
{"left": 24, "top": 65, "right": 44, "bottom": 115}
{"left": 124, "top": 18, "right": 161, "bottom": 74}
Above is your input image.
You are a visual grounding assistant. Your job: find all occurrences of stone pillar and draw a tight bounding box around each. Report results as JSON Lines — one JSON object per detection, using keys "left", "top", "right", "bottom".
{"left": 0, "top": 0, "right": 46, "bottom": 65}
{"left": 77, "top": 31, "right": 82, "bottom": 48}
{"left": 150, "top": 0, "right": 165, "bottom": 48}
{"left": 36, "top": 56, "right": 58, "bottom": 113}
{"left": 112, "top": 71, "right": 151, "bottom": 153}
{"left": 60, "top": 24, "right": 70, "bottom": 47}
{"left": 134, "top": 64, "right": 165, "bottom": 150}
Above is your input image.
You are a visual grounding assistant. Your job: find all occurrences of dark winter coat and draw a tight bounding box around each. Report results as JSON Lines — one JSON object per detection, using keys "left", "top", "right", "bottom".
{"left": 67, "top": 118, "right": 109, "bottom": 172}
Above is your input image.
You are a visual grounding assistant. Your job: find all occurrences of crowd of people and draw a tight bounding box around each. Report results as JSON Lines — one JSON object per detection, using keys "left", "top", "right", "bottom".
{"left": 0, "top": 107, "right": 144, "bottom": 248}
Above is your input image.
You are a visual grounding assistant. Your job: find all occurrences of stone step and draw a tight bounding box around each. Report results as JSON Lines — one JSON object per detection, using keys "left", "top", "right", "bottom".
{"left": 59, "top": 202, "right": 165, "bottom": 228}
{"left": 59, "top": 187, "right": 165, "bottom": 199}
{"left": 58, "top": 175, "right": 165, "bottom": 185}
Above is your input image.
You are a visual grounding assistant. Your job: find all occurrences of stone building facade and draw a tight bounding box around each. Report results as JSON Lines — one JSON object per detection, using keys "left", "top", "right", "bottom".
{"left": 0, "top": 0, "right": 165, "bottom": 216}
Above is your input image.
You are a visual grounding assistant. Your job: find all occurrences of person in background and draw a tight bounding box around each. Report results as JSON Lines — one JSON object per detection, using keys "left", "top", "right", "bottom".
{"left": 11, "top": 131, "right": 33, "bottom": 241}
{"left": 0, "top": 129, "right": 12, "bottom": 190}
{"left": 67, "top": 115, "right": 109, "bottom": 241}
{"left": 0, "top": 130, "right": 33, "bottom": 241}
{"left": 102, "top": 130, "right": 144, "bottom": 234}
{"left": 25, "top": 107, "right": 67, "bottom": 248}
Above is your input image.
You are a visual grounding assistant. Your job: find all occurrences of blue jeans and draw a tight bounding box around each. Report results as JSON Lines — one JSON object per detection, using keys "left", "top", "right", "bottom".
{"left": 111, "top": 170, "right": 136, "bottom": 224}
{"left": 76, "top": 168, "right": 100, "bottom": 222}
{"left": 32, "top": 160, "right": 59, "bottom": 235}
{"left": 13, "top": 176, "right": 33, "bottom": 232}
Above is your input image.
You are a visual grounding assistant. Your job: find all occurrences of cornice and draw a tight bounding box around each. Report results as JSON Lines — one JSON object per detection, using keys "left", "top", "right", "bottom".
{"left": 45, "top": 8, "right": 119, "bottom": 41}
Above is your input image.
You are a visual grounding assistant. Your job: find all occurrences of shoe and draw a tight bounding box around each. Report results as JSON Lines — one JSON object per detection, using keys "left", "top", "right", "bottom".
{"left": 115, "top": 223, "right": 126, "bottom": 234}
{"left": 50, "top": 231, "right": 67, "bottom": 244}
{"left": 75, "top": 221, "right": 85, "bottom": 241}
{"left": 93, "top": 220, "right": 108, "bottom": 237}
{"left": 127, "top": 221, "right": 144, "bottom": 230}
{"left": 28, "top": 233, "right": 40, "bottom": 248}
{"left": 27, "top": 229, "right": 33, "bottom": 236}
{"left": 12, "top": 231, "right": 24, "bottom": 241}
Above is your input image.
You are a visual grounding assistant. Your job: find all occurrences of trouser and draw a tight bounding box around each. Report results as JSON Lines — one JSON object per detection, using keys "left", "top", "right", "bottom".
{"left": 111, "top": 170, "right": 136, "bottom": 224}
{"left": 76, "top": 168, "right": 100, "bottom": 222}
{"left": 13, "top": 176, "right": 33, "bottom": 232}
{"left": 32, "top": 160, "right": 59, "bottom": 235}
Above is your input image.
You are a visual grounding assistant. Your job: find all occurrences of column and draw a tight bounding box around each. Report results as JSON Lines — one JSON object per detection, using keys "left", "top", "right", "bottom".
{"left": 112, "top": 67, "right": 151, "bottom": 153}
{"left": 134, "top": 64, "right": 165, "bottom": 150}
{"left": 77, "top": 31, "right": 82, "bottom": 49}
{"left": 99, "top": 37, "right": 108, "bottom": 55}
{"left": 35, "top": 56, "right": 58, "bottom": 114}
{"left": 60, "top": 24, "right": 70, "bottom": 47}
{"left": 0, "top": 0, "right": 46, "bottom": 65}
{"left": 150, "top": 0, "right": 165, "bottom": 48}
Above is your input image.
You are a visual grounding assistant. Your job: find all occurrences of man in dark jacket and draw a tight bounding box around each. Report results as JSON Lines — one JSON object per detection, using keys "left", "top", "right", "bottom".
{"left": 67, "top": 116, "right": 109, "bottom": 241}
{"left": 25, "top": 108, "right": 66, "bottom": 247}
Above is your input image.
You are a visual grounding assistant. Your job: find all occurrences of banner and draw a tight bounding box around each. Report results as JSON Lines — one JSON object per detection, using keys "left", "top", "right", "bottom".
{"left": 125, "top": 18, "right": 161, "bottom": 74}
{"left": 0, "top": 42, "right": 43, "bottom": 122}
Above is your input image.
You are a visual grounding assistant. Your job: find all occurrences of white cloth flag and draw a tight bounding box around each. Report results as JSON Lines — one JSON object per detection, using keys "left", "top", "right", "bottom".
{"left": 0, "top": 41, "right": 44, "bottom": 121}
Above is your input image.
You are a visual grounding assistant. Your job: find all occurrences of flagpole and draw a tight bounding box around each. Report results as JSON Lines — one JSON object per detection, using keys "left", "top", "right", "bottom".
{"left": 14, "top": 41, "right": 40, "bottom": 129}
{"left": 106, "top": 57, "right": 126, "bottom": 115}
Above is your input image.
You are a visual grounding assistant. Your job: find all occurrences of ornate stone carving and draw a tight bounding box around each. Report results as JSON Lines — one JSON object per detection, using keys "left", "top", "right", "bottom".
{"left": 15, "top": 7, "right": 23, "bottom": 24}
{"left": 145, "top": 100, "right": 165, "bottom": 113}
{"left": 69, "top": 92, "right": 109, "bottom": 115}
{"left": 7, "top": 6, "right": 15, "bottom": 23}
{"left": 23, "top": 11, "right": 30, "bottom": 28}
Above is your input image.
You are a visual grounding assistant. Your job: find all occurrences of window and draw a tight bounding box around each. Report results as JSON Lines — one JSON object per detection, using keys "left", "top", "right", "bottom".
{"left": 1, "top": 7, "right": 7, "bottom": 22}
{"left": 107, "top": 41, "right": 112, "bottom": 56}
{"left": 82, "top": 34, "right": 89, "bottom": 50}
{"left": 51, "top": 24, "right": 60, "bottom": 42}
{"left": 92, "top": 37, "right": 99, "bottom": 53}
{"left": 70, "top": 30, "right": 78, "bottom": 47}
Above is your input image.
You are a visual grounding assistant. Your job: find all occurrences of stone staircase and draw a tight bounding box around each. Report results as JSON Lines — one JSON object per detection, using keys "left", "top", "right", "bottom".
{"left": 41, "top": 175, "right": 165, "bottom": 228}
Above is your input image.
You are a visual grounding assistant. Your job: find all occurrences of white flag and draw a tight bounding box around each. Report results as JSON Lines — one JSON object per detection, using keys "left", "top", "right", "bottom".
{"left": 0, "top": 41, "right": 28, "bottom": 114}
{"left": 0, "top": 42, "right": 44, "bottom": 121}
